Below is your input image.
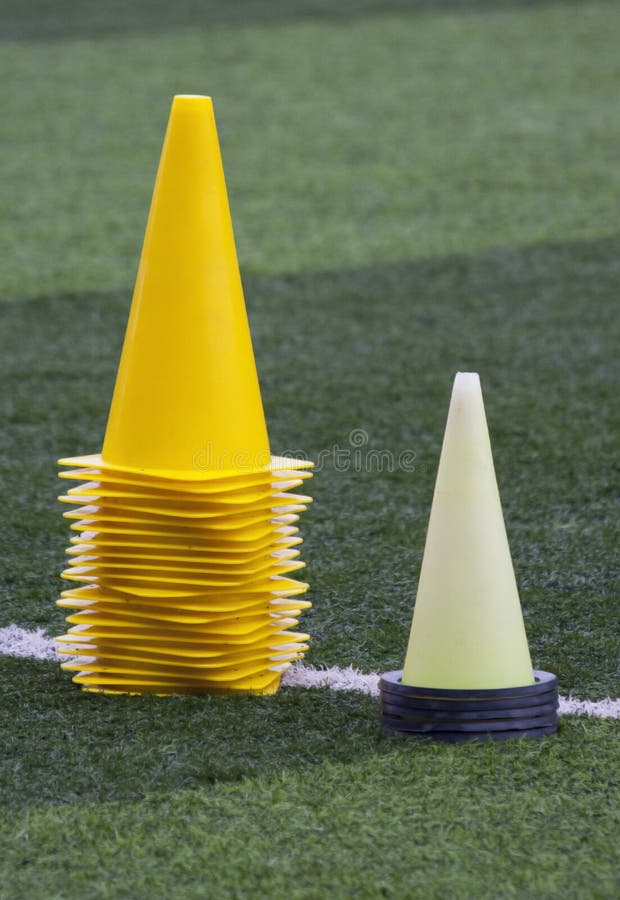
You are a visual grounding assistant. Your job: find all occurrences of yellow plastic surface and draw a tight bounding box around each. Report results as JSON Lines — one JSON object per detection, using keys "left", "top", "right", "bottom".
{"left": 69, "top": 524, "right": 300, "bottom": 540}
{"left": 55, "top": 96, "right": 313, "bottom": 696}
{"left": 100, "top": 95, "right": 269, "bottom": 475}
{"left": 68, "top": 519, "right": 298, "bottom": 540}
{"left": 62, "top": 506, "right": 301, "bottom": 531}
{"left": 57, "top": 628, "right": 309, "bottom": 649}
{"left": 402, "top": 373, "right": 534, "bottom": 690}
{"left": 58, "top": 466, "right": 312, "bottom": 491}
{"left": 66, "top": 545, "right": 301, "bottom": 565}
{"left": 64, "top": 481, "right": 278, "bottom": 503}
{"left": 56, "top": 601, "right": 309, "bottom": 626}
{"left": 56, "top": 643, "right": 309, "bottom": 664}
{"left": 59, "top": 585, "right": 310, "bottom": 615}
{"left": 58, "top": 454, "right": 313, "bottom": 480}
{"left": 70, "top": 671, "right": 284, "bottom": 696}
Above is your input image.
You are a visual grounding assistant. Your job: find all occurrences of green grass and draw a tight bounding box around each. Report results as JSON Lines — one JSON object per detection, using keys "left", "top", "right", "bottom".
{"left": 3, "top": 1, "right": 620, "bottom": 298}
{"left": 1, "top": 1, "right": 619, "bottom": 897}
{"left": 2, "top": 714, "right": 618, "bottom": 899}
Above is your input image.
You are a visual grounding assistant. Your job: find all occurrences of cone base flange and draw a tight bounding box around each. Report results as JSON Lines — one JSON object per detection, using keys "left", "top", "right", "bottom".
{"left": 379, "top": 670, "right": 558, "bottom": 741}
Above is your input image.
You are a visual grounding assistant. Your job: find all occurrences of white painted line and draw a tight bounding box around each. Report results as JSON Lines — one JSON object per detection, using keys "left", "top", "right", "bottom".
{"left": 282, "top": 665, "right": 620, "bottom": 719}
{"left": 1, "top": 626, "right": 618, "bottom": 719}
{"left": 283, "top": 663, "right": 381, "bottom": 695}
{"left": 556, "top": 695, "right": 620, "bottom": 719}
{"left": 0, "top": 624, "right": 59, "bottom": 661}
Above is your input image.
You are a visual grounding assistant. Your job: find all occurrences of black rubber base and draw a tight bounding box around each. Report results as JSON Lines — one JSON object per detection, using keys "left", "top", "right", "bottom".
{"left": 380, "top": 669, "right": 557, "bottom": 699}
{"left": 381, "top": 699, "right": 558, "bottom": 721}
{"left": 378, "top": 688, "right": 558, "bottom": 713}
{"left": 381, "top": 723, "right": 558, "bottom": 742}
{"left": 379, "top": 669, "right": 558, "bottom": 741}
{"left": 381, "top": 712, "right": 558, "bottom": 732}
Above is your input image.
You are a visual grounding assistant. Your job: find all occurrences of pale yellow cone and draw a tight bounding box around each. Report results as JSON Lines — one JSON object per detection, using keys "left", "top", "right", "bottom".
{"left": 402, "top": 372, "right": 534, "bottom": 689}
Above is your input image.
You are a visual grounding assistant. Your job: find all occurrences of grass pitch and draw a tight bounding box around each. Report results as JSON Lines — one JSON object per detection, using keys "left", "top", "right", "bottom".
{"left": 1, "top": 1, "right": 619, "bottom": 897}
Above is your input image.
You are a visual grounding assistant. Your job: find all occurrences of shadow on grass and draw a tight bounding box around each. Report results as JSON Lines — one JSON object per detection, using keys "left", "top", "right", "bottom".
{"left": 1, "top": 655, "right": 618, "bottom": 816}
{"left": 3, "top": 0, "right": 587, "bottom": 43}
{"left": 0, "top": 656, "right": 391, "bottom": 809}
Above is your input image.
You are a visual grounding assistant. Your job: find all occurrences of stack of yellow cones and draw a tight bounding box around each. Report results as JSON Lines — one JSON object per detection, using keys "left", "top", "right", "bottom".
{"left": 380, "top": 373, "right": 558, "bottom": 740}
{"left": 55, "top": 95, "right": 313, "bottom": 696}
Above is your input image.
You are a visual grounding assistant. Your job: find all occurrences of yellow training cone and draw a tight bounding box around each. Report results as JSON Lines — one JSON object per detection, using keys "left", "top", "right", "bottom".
{"left": 102, "top": 94, "right": 268, "bottom": 475}
{"left": 379, "top": 373, "right": 557, "bottom": 742}
{"left": 55, "top": 96, "right": 313, "bottom": 696}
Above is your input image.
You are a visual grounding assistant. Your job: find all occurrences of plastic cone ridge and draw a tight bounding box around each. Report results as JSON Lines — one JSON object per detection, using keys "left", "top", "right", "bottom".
{"left": 402, "top": 373, "right": 534, "bottom": 690}
{"left": 102, "top": 94, "right": 270, "bottom": 475}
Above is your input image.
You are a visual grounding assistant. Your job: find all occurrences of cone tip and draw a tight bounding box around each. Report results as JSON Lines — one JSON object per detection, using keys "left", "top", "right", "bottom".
{"left": 169, "top": 94, "right": 214, "bottom": 121}
{"left": 172, "top": 94, "right": 213, "bottom": 106}
{"left": 454, "top": 371, "right": 480, "bottom": 383}
{"left": 452, "top": 371, "right": 482, "bottom": 399}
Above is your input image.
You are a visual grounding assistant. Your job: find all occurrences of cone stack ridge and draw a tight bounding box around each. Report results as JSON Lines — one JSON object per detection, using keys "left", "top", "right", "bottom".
{"left": 56, "top": 96, "right": 313, "bottom": 696}
{"left": 402, "top": 372, "right": 534, "bottom": 690}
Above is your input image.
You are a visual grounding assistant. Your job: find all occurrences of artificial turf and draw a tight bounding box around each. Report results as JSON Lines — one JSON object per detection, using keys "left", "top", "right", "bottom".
{"left": 2, "top": 713, "right": 618, "bottom": 899}
{"left": 1, "top": 1, "right": 619, "bottom": 897}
